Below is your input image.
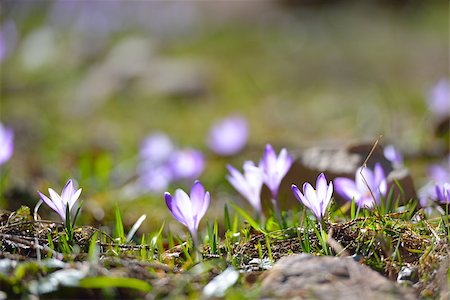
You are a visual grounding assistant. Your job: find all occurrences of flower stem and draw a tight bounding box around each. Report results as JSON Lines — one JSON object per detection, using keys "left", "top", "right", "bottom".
{"left": 191, "top": 231, "right": 202, "bottom": 262}
{"left": 271, "top": 198, "right": 283, "bottom": 228}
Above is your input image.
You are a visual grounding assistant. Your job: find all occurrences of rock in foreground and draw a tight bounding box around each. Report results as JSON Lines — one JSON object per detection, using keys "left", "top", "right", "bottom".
{"left": 261, "top": 254, "right": 417, "bottom": 300}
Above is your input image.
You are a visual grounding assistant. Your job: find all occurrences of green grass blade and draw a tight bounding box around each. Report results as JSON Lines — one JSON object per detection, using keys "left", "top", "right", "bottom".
{"left": 151, "top": 220, "right": 165, "bottom": 247}
{"left": 114, "top": 204, "right": 125, "bottom": 243}
{"left": 224, "top": 204, "right": 231, "bottom": 232}
{"left": 229, "top": 202, "right": 266, "bottom": 234}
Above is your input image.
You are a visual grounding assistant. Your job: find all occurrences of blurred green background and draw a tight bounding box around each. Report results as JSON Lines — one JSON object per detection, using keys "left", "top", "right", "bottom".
{"left": 0, "top": 1, "right": 448, "bottom": 235}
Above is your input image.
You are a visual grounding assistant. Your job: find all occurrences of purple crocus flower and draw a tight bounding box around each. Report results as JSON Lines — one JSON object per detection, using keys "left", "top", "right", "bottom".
{"left": 138, "top": 164, "right": 172, "bottom": 193}
{"left": 207, "top": 115, "right": 248, "bottom": 156}
{"left": 140, "top": 132, "right": 175, "bottom": 165}
{"left": 169, "top": 148, "right": 204, "bottom": 180}
{"left": 428, "top": 78, "right": 450, "bottom": 119}
{"left": 164, "top": 180, "right": 210, "bottom": 244}
{"left": 227, "top": 161, "right": 264, "bottom": 214}
{"left": 383, "top": 145, "right": 403, "bottom": 167}
{"left": 0, "top": 122, "right": 14, "bottom": 165}
{"left": 435, "top": 183, "right": 450, "bottom": 204}
{"left": 38, "top": 179, "right": 82, "bottom": 221}
{"left": 259, "top": 144, "right": 293, "bottom": 199}
{"left": 292, "top": 173, "right": 333, "bottom": 221}
{"left": 334, "top": 163, "right": 387, "bottom": 208}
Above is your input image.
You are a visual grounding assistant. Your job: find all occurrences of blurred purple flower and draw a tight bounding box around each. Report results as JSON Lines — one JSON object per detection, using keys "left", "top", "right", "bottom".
{"left": 428, "top": 78, "right": 450, "bottom": 119}
{"left": 140, "top": 132, "right": 175, "bottom": 165}
{"left": 138, "top": 164, "right": 172, "bottom": 193}
{"left": 383, "top": 145, "right": 403, "bottom": 167}
{"left": 292, "top": 173, "right": 333, "bottom": 221}
{"left": 207, "top": 115, "right": 248, "bottom": 156}
{"left": 227, "top": 161, "right": 264, "bottom": 214}
{"left": 435, "top": 183, "right": 450, "bottom": 204}
{"left": 164, "top": 180, "right": 210, "bottom": 243}
{"left": 419, "top": 156, "right": 450, "bottom": 207}
{"left": 334, "top": 163, "right": 387, "bottom": 208}
{"left": 0, "top": 122, "right": 14, "bottom": 165}
{"left": 38, "top": 179, "right": 82, "bottom": 222}
{"left": 259, "top": 144, "right": 293, "bottom": 199}
{"left": 169, "top": 149, "right": 204, "bottom": 180}
{"left": 428, "top": 157, "right": 450, "bottom": 184}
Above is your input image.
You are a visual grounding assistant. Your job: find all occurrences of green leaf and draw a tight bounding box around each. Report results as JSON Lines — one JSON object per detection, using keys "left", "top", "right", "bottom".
{"left": 88, "top": 232, "right": 99, "bottom": 263}
{"left": 72, "top": 200, "right": 83, "bottom": 229}
{"left": 114, "top": 204, "right": 125, "bottom": 243}
{"left": 265, "top": 235, "right": 273, "bottom": 263}
{"left": 79, "top": 277, "right": 152, "bottom": 292}
{"left": 228, "top": 202, "right": 266, "bottom": 235}
{"left": 224, "top": 204, "right": 231, "bottom": 232}
{"left": 350, "top": 198, "right": 356, "bottom": 220}
{"left": 151, "top": 220, "right": 165, "bottom": 247}
{"left": 65, "top": 203, "right": 72, "bottom": 239}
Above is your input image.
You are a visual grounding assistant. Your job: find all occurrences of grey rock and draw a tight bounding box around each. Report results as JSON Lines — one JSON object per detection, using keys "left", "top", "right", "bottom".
{"left": 260, "top": 254, "right": 418, "bottom": 300}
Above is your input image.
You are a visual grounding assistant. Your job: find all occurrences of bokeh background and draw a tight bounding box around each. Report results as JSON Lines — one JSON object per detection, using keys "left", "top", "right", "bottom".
{"left": 1, "top": 1, "right": 448, "bottom": 235}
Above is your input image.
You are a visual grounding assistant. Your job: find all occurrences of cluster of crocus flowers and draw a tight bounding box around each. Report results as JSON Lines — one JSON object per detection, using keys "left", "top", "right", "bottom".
{"left": 207, "top": 115, "right": 248, "bottom": 156}
{"left": 334, "top": 163, "right": 387, "bottom": 208}
{"left": 38, "top": 179, "right": 82, "bottom": 222}
{"left": 292, "top": 173, "right": 333, "bottom": 221}
{"left": 164, "top": 180, "right": 210, "bottom": 247}
{"left": 0, "top": 122, "right": 14, "bottom": 166}
{"left": 227, "top": 144, "right": 293, "bottom": 220}
{"left": 138, "top": 132, "right": 204, "bottom": 193}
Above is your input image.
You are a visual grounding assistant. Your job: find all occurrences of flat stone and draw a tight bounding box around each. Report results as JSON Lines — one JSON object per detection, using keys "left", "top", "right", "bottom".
{"left": 260, "top": 254, "right": 418, "bottom": 300}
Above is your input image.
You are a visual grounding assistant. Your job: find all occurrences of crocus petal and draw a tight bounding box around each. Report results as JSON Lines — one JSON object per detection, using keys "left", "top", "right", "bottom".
{"left": 322, "top": 181, "right": 333, "bottom": 215}
{"left": 356, "top": 167, "right": 374, "bottom": 195}
{"left": 277, "top": 148, "right": 293, "bottom": 177}
{"left": 316, "top": 173, "right": 327, "bottom": 203}
{"left": 292, "top": 184, "right": 307, "bottom": 206}
{"left": 196, "top": 191, "right": 210, "bottom": 229}
{"left": 190, "top": 180, "right": 206, "bottom": 215}
{"left": 227, "top": 162, "right": 263, "bottom": 213}
{"left": 226, "top": 165, "right": 249, "bottom": 199}
{"left": 0, "top": 125, "right": 13, "bottom": 165}
{"left": 69, "top": 188, "right": 82, "bottom": 211}
{"left": 374, "top": 164, "right": 385, "bottom": 187}
{"left": 48, "top": 188, "right": 66, "bottom": 218}
{"left": 263, "top": 144, "right": 277, "bottom": 170}
{"left": 38, "top": 191, "right": 59, "bottom": 214}
{"left": 303, "top": 182, "right": 320, "bottom": 218}
{"left": 61, "top": 179, "right": 75, "bottom": 204}
{"left": 334, "top": 178, "right": 361, "bottom": 202}
{"left": 435, "top": 185, "right": 443, "bottom": 202}
{"left": 174, "top": 188, "right": 195, "bottom": 231}
{"left": 165, "top": 192, "right": 188, "bottom": 228}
